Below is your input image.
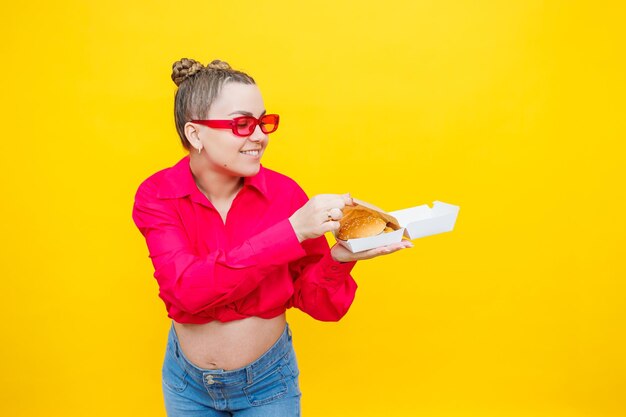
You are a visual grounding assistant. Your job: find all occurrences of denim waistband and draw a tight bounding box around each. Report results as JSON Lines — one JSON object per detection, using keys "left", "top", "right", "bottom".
{"left": 167, "top": 321, "right": 293, "bottom": 386}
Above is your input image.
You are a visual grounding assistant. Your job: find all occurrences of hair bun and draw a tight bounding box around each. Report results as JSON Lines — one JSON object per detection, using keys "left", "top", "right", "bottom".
{"left": 171, "top": 58, "right": 205, "bottom": 86}
{"left": 207, "top": 59, "right": 232, "bottom": 71}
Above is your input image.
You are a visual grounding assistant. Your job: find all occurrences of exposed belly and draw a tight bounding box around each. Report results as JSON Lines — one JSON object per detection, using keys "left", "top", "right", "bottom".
{"left": 172, "top": 314, "right": 287, "bottom": 371}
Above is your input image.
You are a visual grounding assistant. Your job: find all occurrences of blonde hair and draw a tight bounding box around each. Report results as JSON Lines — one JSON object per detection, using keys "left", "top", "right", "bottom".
{"left": 171, "top": 58, "right": 255, "bottom": 150}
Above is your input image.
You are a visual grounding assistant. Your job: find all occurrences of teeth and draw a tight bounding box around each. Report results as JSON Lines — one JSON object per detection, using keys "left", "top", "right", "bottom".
{"left": 240, "top": 150, "right": 260, "bottom": 156}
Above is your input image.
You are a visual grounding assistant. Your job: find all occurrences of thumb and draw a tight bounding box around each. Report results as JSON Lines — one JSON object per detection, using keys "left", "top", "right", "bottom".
{"left": 343, "top": 193, "right": 354, "bottom": 206}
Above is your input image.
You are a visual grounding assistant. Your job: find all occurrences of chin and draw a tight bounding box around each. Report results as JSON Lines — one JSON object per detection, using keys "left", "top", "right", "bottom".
{"left": 234, "top": 162, "right": 261, "bottom": 178}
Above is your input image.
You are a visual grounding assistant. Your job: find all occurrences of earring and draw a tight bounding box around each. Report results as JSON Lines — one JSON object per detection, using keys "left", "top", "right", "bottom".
{"left": 197, "top": 147, "right": 202, "bottom": 154}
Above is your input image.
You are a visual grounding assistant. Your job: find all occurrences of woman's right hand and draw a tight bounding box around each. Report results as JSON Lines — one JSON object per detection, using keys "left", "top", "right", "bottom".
{"left": 289, "top": 193, "right": 354, "bottom": 242}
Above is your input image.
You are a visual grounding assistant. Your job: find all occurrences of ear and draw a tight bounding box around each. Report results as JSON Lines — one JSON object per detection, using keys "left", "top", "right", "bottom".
{"left": 184, "top": 122, "right": 203, "bottom": 151}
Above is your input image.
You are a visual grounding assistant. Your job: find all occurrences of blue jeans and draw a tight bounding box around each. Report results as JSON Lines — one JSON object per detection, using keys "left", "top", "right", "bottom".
{"left": 162, "top": 321, "right": 301, "bottom": 416}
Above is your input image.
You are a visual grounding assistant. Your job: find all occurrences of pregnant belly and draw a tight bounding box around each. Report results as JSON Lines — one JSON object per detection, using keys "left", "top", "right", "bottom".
{"left": 172, "top": 314, "right": 287, "bottom": 371}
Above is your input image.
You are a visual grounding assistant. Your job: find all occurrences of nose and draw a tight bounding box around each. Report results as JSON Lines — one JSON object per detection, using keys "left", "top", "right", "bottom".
{"left": 249, "top": 123, "right": 266, "bottom": 142}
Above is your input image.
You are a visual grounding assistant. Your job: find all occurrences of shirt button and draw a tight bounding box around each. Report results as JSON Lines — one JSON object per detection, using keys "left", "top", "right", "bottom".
{"left": 330, "top": 266, "right": 339, "bottom": 272}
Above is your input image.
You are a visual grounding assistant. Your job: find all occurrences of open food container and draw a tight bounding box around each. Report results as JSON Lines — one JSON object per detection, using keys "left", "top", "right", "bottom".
{"left": 334, "top": 199, "right": 460, "bottom": 253}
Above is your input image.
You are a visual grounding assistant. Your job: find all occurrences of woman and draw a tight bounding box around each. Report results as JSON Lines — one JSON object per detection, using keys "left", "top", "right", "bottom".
{"left": 132, "top": 58, "right": 413, "bottom": 416}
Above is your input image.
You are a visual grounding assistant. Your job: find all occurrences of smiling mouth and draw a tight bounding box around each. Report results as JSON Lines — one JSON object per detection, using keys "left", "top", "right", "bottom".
{"left": 240, "top": 150, "right": 261, "bottom": 156}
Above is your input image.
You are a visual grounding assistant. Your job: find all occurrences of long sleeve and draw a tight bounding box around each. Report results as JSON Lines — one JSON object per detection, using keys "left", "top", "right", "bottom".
{"left": 132, "top": 179, "right": 307, "bottom": 316}
{"left": 287, "top": 186, "right": 358, "bottom": 321}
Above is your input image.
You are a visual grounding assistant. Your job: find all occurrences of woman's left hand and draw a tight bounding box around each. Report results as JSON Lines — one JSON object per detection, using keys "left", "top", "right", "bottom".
{"left": 330, "top": 240, "right": 414, "bottom": 263}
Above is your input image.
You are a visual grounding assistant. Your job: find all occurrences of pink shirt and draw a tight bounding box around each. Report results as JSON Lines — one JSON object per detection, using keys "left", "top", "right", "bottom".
{"left": 132, "top": 156, "right": 358, "bottom": 324}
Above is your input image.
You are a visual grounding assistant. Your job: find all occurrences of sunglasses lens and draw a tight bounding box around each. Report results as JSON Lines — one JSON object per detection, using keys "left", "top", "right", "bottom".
{"left": 234, "top": 117, "right": 256, "bottom": 136}
{"left": 260, "top": 115, "right": 279, "bottom": 134}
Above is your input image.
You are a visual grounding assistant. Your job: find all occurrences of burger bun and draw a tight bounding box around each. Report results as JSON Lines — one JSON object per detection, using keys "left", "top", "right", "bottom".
{"left": 337, "top": 206, "right": 398, "bottom": 240}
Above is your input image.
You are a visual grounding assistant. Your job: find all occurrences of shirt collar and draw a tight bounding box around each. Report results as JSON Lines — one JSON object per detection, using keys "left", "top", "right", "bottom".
{"left": 156, "top": 155, "right": 269, "bottom": 201}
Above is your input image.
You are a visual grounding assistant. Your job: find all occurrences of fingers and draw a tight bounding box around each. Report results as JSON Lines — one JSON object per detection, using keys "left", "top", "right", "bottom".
{"left": 311, "top": 194, "right": 353, "bottom": 211}
{"left": 328, "top": 207, "right": 343, "bottom": 221}
{"left": 310, "top": 194, "right": 351, "bottom": 226}
{"left": 320, "top": 220, "right": 341, "bottom": 235}
{"left": 295, "top": 193, "right": 353, "bottom": 242}
{"left": 320, "top": 208, "right": 341, "bottom": 223}
{"left": 353, "top": 241, "right": 414, "bottom": 260}
{"left": 330, "top": 239, "right": 414, "bottom": 262}
{"left": 379, "top": 241, "right": 413, "bottom": 253}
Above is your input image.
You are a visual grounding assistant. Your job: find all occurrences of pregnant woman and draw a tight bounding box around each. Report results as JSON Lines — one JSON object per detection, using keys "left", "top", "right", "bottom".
{"left": 132, "top": 57, "right": 412, "bottom": 416}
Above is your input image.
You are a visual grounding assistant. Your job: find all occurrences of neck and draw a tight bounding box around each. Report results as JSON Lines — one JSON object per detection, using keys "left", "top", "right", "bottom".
{"left": 189, "top": 153, "right": 243, "bottom": 201}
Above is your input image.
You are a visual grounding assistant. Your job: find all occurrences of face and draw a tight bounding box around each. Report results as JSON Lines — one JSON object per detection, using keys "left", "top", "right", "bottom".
{"left": 185, "top": 82, "right": 269, "bottom": 177}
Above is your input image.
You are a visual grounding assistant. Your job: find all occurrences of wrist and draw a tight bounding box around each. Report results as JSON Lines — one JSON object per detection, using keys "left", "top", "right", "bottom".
{"left": 327, "top": 248, "right": 357, "bottom": 272}
{"left": 288, "top": 217, "right": 304, "bottom": 243}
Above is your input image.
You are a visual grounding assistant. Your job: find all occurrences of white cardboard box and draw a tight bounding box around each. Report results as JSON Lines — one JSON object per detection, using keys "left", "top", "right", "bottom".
{"left": 334, "top": 199, "right": 460, "bottom": 253}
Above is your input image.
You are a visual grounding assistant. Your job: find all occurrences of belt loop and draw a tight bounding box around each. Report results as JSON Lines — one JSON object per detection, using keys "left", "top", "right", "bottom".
{"left": 246, "top": 367, "right": 253, "bottom": 385}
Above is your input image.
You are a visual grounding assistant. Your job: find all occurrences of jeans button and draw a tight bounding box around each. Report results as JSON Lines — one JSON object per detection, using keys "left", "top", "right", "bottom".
{"left": 205, "top": 375, "right": 215, "bottom": 385}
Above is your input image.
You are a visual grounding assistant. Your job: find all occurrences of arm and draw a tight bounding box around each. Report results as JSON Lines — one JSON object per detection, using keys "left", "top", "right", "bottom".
{"left": 287, "top": 186, "right": 358, "bottom": 321}
{"left": 132, "top": 179, "right": 306, "bottom": 316}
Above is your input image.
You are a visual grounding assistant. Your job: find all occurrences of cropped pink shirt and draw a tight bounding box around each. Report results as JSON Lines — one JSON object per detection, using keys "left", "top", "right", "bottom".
{"left": 132, "top": 156, "right": 358, "bottom": 324}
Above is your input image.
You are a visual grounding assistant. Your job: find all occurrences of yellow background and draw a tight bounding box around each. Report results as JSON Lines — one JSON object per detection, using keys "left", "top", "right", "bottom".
{"left": 2, "top": 1, "right": 625, "bottom": 416}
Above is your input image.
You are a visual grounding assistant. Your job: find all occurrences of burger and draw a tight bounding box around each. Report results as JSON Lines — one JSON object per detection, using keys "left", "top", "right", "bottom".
{"left": 336, "top": 204, "right": 401, "bottom": 240}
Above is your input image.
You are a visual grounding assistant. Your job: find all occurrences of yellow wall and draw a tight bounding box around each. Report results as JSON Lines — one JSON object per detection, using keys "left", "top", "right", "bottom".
{"left": 2, "top": 1, "right": 625, "bottom": 416}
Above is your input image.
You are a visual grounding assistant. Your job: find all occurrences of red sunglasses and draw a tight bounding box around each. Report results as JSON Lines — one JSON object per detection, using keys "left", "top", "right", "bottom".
{"left": 190, "top": 114, "right": 280, "bottom": 137}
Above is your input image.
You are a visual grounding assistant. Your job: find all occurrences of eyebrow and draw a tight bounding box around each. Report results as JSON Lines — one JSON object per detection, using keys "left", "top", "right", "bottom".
{"left": 228, "top": 110, "right": 267, "bottom": 117}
